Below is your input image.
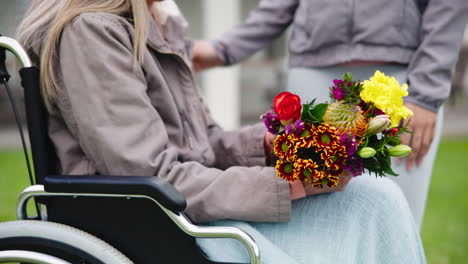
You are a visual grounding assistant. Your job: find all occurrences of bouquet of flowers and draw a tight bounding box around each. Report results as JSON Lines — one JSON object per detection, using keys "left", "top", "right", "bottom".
{"left": 261, "top": 71, "right": 413, "bottom": 188}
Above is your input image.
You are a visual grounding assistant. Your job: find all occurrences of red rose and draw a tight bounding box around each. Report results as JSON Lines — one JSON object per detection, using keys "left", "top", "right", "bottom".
{"left": 273, "top": 92, "right": 302, "bottom": 125}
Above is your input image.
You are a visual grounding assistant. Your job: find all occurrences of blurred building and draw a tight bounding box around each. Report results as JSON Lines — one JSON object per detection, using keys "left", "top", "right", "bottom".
{"left": 0, "top": 0, "right": 29, "bottom": 126}
{"left": 163, "top": 0, "right": 289, "bottom": 129}
{"left": 0, "top": 0, "right": 288, "bottom": 130}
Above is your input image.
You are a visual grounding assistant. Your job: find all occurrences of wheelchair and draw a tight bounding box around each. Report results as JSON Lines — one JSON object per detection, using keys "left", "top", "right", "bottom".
{"left": 0, "top": 36, "right": 261, "bottom": 264}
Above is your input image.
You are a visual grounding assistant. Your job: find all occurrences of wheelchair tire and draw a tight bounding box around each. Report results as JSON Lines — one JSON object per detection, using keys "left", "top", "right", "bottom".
{"left": 0, "top": 250, "right": 72, "bottom": 264}
{"left": 0, "top": 220, "right": 133, "bottom": 264}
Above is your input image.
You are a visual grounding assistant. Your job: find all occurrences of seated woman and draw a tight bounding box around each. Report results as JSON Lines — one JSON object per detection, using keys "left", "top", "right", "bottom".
{"left": 16, "top": 0, "right": 426, "bottom": 263}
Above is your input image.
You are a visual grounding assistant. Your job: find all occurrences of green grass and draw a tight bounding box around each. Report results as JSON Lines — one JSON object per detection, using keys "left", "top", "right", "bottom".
{"left": 0, "top": 138, "right": 467, "bottom": 263}
{"left": 421, "top": 138, "right": 468, "bottom": 264}
{"left": 0, "top": 150, "right": 30, "bottom": 222}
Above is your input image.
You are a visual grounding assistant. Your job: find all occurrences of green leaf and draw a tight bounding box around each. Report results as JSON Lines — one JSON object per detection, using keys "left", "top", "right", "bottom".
{"left": 382, "top": 164, "right": 398, "bottom": 176}
{"left": 301, "top": 101, "right": 317, "bottom": 121}
{"left": 301, "top": 103, "right": 314, "bottom": 122}
{"left": 344, "top": 72, "right": 353, "bottom": 83}
{"left": 362, "top": 156, "right": 380, "bottom": 172}
{"left": 380, "top": 153, "right": 399, "bottom": 176}
{"left": 309, "top": 103, "right": 328, "bottom": 123}
{"left": 387, "top": 135, "right": 402, "bottom": 146}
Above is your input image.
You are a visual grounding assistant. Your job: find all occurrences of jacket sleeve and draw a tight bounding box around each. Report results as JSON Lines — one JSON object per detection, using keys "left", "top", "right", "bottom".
{"left": 406, "top": 0, "right": 468, "bottom": 112}
{"left": 213, "top": 0, "right": 299, "bottom": 65}
{"left": 204, "top": 108, "right": 269, "bottom": 169}
{"left": 58, "top": 14, "right": 291, "bottom": 223}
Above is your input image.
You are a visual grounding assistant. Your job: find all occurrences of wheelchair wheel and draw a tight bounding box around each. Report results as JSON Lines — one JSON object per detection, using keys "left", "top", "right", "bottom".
{"left": 0, "top": 250, "right": 72, "bottom": 264}
{"left": 0, "top": 220, "right": 133, "bottom": 264}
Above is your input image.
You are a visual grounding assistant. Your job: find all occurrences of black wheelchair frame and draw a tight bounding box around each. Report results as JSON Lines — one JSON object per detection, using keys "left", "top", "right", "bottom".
{"left": 0, "top": 36, "right": 261, "bottom": 264}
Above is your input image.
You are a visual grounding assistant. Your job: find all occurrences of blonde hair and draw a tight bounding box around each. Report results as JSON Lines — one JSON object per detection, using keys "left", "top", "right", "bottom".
{"left": 16, "top": 0, "right": 150, "bottom": 112}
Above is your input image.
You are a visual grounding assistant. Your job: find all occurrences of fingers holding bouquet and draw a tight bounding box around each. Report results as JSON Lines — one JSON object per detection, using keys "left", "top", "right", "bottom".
{"left": 398, "top": 102, "right": 437, "bottom": 171}
{"left": 263, "top": 131, "right": 276, "bottom": 165}
{"left": 262, "top": 71, "right": 414, "bottom": 190}
{"left": 303, "top": 173, "right": 352, "bottom": 196}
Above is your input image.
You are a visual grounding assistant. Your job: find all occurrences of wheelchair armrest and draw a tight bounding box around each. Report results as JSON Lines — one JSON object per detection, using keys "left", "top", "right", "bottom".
{"left": 43, "top": 175, "right": 186, "bottom": 213}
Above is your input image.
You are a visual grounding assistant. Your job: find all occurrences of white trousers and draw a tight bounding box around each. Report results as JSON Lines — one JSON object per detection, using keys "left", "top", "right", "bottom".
{"left": 287, "top": 65, "right": 444, "bottom": 229}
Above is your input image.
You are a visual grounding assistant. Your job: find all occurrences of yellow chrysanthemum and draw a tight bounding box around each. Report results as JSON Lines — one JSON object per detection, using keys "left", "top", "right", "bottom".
{"left": 361, "top": 71, "right": 413, "bottom": 127}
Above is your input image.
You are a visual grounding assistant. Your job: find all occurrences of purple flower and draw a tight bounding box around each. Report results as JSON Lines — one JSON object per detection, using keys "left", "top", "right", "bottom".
{"left": 340, "top": 133, "right": 362, "bottom": 176}
{"left": 332, "top": 87, "right": 345, "bottom": 100}
{"left": 284, "top": 119, "right": 305, "bottom": 135}
{"left": 347, "top": 136, "right": 357, "bottom": 156}
{"left": 340, "top": 133, "right": 357, "bottom": 156}
{"left": 333, "top": 79, "right": 344, "bottom": 86}
{"left": 285, "top": 124, "right": 293, "bottom": 134}
{"left": 293, "top": 119, "right": 305, "bottom": 135}
{"left": 261, "top": 110, "right": 281, "bottom": 134}
{"left": 343, "top": 156, "right": 363, "bottom": 177}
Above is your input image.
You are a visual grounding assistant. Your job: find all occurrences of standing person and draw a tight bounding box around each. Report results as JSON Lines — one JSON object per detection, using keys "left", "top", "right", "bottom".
{"left": 193, "top": 0, "right": 468, "bottom": 229}
{"left": 16, "top": 0, "right": 426, "bottom": 263}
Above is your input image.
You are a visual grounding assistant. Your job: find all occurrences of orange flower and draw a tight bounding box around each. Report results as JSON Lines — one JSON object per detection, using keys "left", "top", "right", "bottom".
{"left": 275, "top": 160, "right": 296, "bottom": 181}
{"left": 326, "top": 176, "right": 340, "bottom": 188}
{"left": 293, "top": 159, "right": 324, "bottom": 183}
{"left": 273, "top": 134, "right": 298, "bottom": 161}
{"left": 313, "top": 175, "right": 340, "bottom": 188}
{"left": 323, "top": 101, "right": 368, "bottom": 137}
{"left": 321, "top": 145, "right": 348, "bottom": 171}
{"left": 327, "top": 168, "right": 344, "bottom": 177}
{"left": 311, "top": 124, "right": 341, "bottom": 152}
{"left": 294, "top": 123, "right": 315, "bottom": 149}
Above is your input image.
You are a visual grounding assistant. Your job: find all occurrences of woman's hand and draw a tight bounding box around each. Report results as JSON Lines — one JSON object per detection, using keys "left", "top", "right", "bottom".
{"left": 264, "top": 132, "right": 276, "bottom": 165}
{"left": 264, "top": 132, "right": 275, "bottom": 153}
{"left": 303, "top": 174, "right": 352, "bottom": 196}
{"left": 397, "top": 102, "right": 437, "bottom": 171}
{"left": 290, "top": 173, "right": 352, "bottom": 200}
{"left": 192, "top": 40, "right": 224, "bottom": 72}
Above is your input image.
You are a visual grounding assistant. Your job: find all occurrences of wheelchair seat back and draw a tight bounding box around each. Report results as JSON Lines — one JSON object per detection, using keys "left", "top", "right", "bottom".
{"left": 20, "top": 63, "right": 218, "bottom": 264}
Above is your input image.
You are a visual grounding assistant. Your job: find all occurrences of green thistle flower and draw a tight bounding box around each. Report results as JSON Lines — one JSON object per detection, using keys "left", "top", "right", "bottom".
{"left": 323, "top": 101, "right": 368, "bottom": 137}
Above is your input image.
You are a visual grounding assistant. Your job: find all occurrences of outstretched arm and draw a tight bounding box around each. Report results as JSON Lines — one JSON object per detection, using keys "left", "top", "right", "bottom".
{"left": 193, "top": 0, "right": 299, "bottom": 70}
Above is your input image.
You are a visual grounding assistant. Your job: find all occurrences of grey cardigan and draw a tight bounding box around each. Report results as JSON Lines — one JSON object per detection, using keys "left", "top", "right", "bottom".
{"left": 214, "top": 0, "right": 468, "bottom": 112}
{"left": 48, "top": 12, "right": 291, "bottom": 223}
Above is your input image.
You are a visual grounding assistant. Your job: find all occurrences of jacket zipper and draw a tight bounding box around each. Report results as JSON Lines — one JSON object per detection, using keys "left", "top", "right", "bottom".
{"left": 147, "top": 42, "right": 202, "bottom": 150}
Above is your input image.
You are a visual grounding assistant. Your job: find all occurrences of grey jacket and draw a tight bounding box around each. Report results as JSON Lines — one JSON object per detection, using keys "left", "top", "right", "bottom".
{"left": 48, "top": 12, "right": 291, "bottom": 223}
{"left": 214, "top": 0, "right": 468, "bottom": 112}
